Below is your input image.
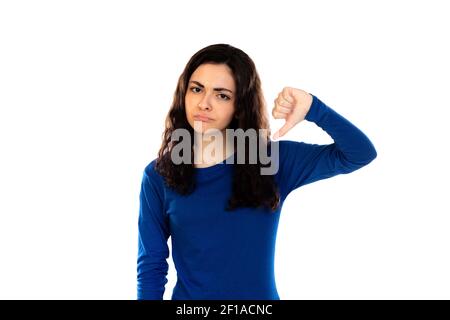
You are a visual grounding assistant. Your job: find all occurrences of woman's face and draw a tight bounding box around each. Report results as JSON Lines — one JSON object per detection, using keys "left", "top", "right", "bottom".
{"left": 185, "top": 63, "right": 236, "bottom": 134}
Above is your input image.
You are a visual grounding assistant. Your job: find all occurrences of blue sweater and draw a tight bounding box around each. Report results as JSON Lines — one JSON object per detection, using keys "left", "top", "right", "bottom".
{"left": 137, "top": 94, "right": 377, "bottom": 300}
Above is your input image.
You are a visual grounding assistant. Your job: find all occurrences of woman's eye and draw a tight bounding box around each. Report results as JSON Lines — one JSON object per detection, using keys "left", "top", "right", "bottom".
{"left": 190, "top": 87, "right": 230, "bottom": 101}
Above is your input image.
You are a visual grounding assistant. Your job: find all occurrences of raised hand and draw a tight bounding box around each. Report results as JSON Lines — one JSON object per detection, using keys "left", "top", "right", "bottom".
{"left": 272, "top": 87, "right": 313, "bottom": 140}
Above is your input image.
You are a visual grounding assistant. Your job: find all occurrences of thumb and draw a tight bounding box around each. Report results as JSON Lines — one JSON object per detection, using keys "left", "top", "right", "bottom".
{"left": 273, "top": 121, "right": 295, "bottom": 140}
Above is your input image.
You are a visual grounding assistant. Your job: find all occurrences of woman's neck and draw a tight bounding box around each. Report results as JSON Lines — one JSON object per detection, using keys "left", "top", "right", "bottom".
{"left": 193, "top": 131, "right": 234, "bottom": 168}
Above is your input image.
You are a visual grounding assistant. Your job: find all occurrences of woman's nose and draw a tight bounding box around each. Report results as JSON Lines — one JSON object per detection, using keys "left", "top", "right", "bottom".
{"left": 198, "top": 95, "right": 211, "bottom": 110}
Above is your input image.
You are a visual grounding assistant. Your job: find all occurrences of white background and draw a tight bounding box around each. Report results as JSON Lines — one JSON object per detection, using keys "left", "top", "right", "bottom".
{"left": 1, "top": 0, "right": 449, "bottom": 299}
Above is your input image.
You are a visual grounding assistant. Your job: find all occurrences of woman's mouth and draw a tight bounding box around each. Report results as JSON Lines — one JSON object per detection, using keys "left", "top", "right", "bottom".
{"left": 194, "top": 115, "right": 213, "bottom": 122}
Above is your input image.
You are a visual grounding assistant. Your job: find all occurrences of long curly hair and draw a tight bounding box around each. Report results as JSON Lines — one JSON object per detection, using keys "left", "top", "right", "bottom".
{"left": 155, "top": 43, "right": 280, "bottom": 212}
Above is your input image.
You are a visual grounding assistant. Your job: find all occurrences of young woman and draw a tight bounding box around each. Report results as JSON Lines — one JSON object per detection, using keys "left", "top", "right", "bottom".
{"left": 137, "top": 43, "right": 377, "bottom": 300}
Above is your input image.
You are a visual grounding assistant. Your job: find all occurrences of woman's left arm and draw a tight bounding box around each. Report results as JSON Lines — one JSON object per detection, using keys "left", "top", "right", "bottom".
{"left": 272, "top": 87, "right": 377, "bottom": 166}
{"left": 271, "top": 87, "right": 377, "bottom": 198}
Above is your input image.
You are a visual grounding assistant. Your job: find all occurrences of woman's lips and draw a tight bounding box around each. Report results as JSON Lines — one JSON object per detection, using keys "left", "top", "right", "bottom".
{"left": 193, "top": 115, "right": 213, "bottom": 122}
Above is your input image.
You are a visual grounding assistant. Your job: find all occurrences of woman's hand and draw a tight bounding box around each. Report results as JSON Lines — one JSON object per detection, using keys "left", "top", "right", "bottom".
{"left": 271, "top": 87, "right": 313, "bottom": 140}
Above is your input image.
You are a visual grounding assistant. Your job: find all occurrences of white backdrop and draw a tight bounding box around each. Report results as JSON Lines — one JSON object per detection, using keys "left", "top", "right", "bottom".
{"left": 1, "top": 0, "right": 449, "bottom": 299}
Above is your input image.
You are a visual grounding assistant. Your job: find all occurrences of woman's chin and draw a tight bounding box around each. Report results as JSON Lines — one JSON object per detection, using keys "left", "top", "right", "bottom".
{"left": 192, "top": 125, "right": 222, "bottom": 135}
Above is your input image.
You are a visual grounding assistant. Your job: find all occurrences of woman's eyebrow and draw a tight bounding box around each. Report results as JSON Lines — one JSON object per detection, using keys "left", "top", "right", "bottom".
{"left": 189, "top": 80, "right": 233, "bottom": 94}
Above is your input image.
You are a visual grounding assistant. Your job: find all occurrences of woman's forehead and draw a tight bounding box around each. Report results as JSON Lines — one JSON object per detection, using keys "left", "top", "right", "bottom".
{"left": 191, "top": 64, "right": 235, "bottom": 88}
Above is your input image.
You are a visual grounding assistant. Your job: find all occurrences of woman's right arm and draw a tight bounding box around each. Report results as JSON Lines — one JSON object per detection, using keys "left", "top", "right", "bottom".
{"left": 137, "top": 164, "right": 170, "bottom": 300}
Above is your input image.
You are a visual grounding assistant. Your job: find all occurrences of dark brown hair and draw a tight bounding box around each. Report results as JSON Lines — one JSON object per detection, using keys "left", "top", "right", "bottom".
{"left": 155, "top": 43, "right": 280, "bottom": 212}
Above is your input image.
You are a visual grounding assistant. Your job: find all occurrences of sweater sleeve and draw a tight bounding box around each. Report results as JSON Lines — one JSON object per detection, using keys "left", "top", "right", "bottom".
{"left": 136, "top": 162, "right": 170, "bottom": 300}
{"left": 276, "top": 94, "right": 377, "bottom": 200}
